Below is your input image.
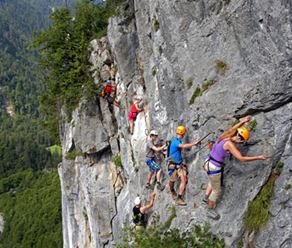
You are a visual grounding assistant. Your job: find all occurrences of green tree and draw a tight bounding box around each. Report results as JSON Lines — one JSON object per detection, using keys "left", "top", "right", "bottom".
{"left": 34, "top": 0, "right": 119, "bottom": 125}
{"left": 0, "top": 170, "right": 62, "bottom": 248}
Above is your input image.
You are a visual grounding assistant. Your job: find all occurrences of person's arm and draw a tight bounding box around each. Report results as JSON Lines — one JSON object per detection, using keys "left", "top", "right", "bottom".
{"left": 225, "top": 141, "right": 267, "bottom": 162}
{"left": 135, "top": 102, "right": 144, "bottom": 112}
{"left": 140, "top": 192, "right": 156, "bottom": 214}
{"left": 179, "top": 140, "right": 201, "bottom": 149}
{"left": 219, "top": 116, "right": 251, "bottom": 140}
{"left": 151, "top": 145, "right": 167, "bottom": 152}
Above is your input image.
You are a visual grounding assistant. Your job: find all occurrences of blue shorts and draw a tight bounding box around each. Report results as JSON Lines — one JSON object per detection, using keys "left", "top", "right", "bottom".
{"left": 146, "top": 159, "right": 161, "bottom": 173}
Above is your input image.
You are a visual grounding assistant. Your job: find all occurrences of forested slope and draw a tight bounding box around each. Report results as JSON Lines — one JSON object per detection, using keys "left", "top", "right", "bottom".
{"left": 0, "top": 1, "right": 76, "bottom": 247}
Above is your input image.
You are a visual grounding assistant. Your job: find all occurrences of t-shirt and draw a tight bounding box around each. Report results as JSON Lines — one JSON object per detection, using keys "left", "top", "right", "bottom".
{"left": 146, "top": 139, "right": 155, "bottom": 159}
{"left": 169, "top": 137, "right": 182, "bottom": 164}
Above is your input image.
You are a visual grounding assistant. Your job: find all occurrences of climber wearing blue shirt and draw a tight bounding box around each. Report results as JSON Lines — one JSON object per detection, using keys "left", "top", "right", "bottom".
{"left": 168, "top": 126, "right": 200, "bottom": 206}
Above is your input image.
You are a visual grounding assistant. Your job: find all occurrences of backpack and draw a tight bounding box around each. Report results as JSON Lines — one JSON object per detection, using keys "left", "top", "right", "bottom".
{"left": 101, "top": 89, "right": 105, "bottom": 97}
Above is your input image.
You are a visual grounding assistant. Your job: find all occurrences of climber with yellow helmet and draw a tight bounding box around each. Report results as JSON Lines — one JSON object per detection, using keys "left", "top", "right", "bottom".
{"left": 167, "top": 125, "right": 201, "bottom": 206}
{"left": 203, "top": 115, "right": 267, "bottom": 220}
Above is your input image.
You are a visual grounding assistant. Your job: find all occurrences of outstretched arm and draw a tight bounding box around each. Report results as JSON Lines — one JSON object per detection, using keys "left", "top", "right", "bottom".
{"left": 179, "top": 140, "right": 201, "bottom": 149}
{"left": 225, "top": 141, "right": 267, "bottom": 162}
{"left": 219, "top": 116, "right": 251, "bottom": 140}
{"left": 140, "top": 192, "right": 156, "bottom": 214}
{"left": 151, "top": 145, "right": 167, "bottom": 152}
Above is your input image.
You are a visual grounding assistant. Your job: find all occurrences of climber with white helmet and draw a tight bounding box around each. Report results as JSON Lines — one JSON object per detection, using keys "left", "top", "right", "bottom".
{"left": 145, "top": 130, "right": 167, "bottom": 191}
{"left": 132, "top": 192, "right": 156, "bottom": 230}
{"left": 202, "top": 115, "right": 267, "bottom": 220}
{"left": 167, "top": 125, "right": 201, "bottom": 206}
{"left": 128, "top": 95, "right": 144, "bottom": 134}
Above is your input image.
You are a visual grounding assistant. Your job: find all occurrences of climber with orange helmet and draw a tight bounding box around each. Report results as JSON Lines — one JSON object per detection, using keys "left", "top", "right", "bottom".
{"left": 203, "top": 115, "right": 267, "bottom": 220}
{"left": 167, "top": 125, "right": 201, "bottom": 206}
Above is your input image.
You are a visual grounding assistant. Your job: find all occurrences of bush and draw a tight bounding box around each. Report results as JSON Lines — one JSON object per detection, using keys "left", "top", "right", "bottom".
{"left": 186, "top": 77, "right": 193, "bottom": 89}
{"left": 113, "top": 154, "right": 122, "bottom": 167}
{"left": 189, "top": 87, "right": 202, "bottom": 105}
{"left": 65, "top": 149, "right": 83, "bottom": 160}
{"left": 46, "top": 145, "right": 62, "bottom": 156}
{"left": 153, "top": 17, "right": 160, "bottom": 32}
{"left": 244, "top": 161, "right": 284, "bottom": 233}
{"left": 118, "top": 208, "right": 224, "bottom": 248}
{"left": 247, "top": 119, "right": 257, "bottom": 132}
{"left": 158, "top": 46, "right": 163, "bottom": 56}
{"left": 189, "top": 80, "right": 217, "bottom": 105}
{"left": 201, "top": 80, "right": 216, "bottom": 92}
{"left": 215, "top": 60, "right": 228, "bottom": 75}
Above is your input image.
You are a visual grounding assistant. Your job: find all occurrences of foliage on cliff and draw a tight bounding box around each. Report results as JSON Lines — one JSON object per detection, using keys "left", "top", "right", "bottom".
{"left": 118, "top": 209, "right": 224, "bottom": 248}
{"left": 34, "top": 0, "right": 119, "bottom": 126}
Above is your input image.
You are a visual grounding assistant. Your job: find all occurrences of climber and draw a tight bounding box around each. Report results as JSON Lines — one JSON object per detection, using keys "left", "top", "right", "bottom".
{"left": 128, "top": 95, "right": 143, "bottom": 134}
{"left": 202, "top": 116, "right": 267, "bottom": 220}
{"left": 145, "top": 130, "right": 167, "bottom": 191}
{"left": 132, "top": 192, "right": 156, "bottom": 230}
{"left": 168, "top": 126, "right": 201, "bottom": 206}
{"left": 101, "top": 79, "right": 120, "bottom": 107}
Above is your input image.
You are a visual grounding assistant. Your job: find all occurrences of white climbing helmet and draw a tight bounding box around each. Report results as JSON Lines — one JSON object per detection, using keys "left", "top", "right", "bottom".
{"left": 134, "top": 197, "right": 141, "bottom": 205}
{"left": 135, "top": 95, "right": 143, "bottom": 100}
{"left": 149, "top": 130, "right": 158, "bottom": 136}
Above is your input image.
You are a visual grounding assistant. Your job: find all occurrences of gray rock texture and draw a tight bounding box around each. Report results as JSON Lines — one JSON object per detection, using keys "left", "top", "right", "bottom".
{"left": 59, "top": 0, "right": 292, "bottom": 247}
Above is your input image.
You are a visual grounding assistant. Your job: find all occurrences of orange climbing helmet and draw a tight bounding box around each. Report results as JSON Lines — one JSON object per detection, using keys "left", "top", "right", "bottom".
{"left": 237, "top": 127, "right": 249, "bottom": 141}
{"left": 176, "top": 125, "right": 186, "bottom": 135}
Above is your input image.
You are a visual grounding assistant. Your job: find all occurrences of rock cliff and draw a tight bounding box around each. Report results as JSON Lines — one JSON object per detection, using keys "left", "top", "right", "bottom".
{"left": 58, "top": 0, "right": 292, "bottom": 247}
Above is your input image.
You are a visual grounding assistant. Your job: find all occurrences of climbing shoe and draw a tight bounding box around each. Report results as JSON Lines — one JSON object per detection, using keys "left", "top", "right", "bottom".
{"left": 171, "top": 190, "right": 177, "bottom": 200}
{"left": 206, "top": 208, "right": 220, "bottom": 220}
{"left": 201, "top": 195, "right": 209, "bottom": 206}
{"left": 145, "top": 183, "right": 151, "bottom": 189}
{"left": 157, "top": 182, "right": 165, "bottom": 191}
{"left": 176, "top": 195, "right": 187, "bottom": 206}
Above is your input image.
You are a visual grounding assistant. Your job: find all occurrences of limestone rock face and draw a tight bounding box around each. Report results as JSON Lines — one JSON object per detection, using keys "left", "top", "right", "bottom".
{"left": 59, "top": 0, "right": 292, "bottom": 247}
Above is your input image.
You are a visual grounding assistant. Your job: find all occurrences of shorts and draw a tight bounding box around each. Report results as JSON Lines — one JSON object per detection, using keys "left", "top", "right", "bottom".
{"left": 206, "top": 161, "right": 222, "bottom": 202}
{"left": 146, "top": 159, "right": 161, "bottom": 173}
{"left": 169, "top": 164, "right": 188, "bottom": 182}
{"left": 128, "top": 112, "right": 138, "bottom": 121}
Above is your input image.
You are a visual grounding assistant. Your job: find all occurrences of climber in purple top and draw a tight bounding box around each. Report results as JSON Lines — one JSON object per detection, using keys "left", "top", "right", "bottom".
{"left": 203, "top": 115, "right": 267, "bottom": 220}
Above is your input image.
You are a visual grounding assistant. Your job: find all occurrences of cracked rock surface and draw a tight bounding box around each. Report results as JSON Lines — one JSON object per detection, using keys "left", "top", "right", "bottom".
{"left": 59, "top": 0, "right": 292, "bottom": 247}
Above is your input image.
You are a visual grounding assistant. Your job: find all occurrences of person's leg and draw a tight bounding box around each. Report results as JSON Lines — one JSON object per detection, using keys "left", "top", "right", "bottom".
{"left": 156, "top": 169, "right": 162, "bottom": 183}
{"left": 205, "top": 183, "right": 212, "bottom": 196}
{"left": 147, "top": 172, "right": 154, "bottom": 185}
{"left": 206, "top": 173, "right": 221, "bottom": 220}
{"left": 202, "top": 183, "right": 212, "bottom": 204}
{"left": 169, "top": 180, "right": 175, "bottom": 191}
{"left": 177, "top": 167, "right": 188, "bottom": 206}
{"left": 156, "top": 169, "right": 165, "bottom": 191}
{"left": 169, "top": 170, "right": 178, "bottom": 199}
{"left": 129, "top": 120, "right": 134, "bottom": 134}
{"left": 208, "top": 174, "right": 221, "bottom": 208}
{"left": 178, "top": 175, "right": 187, "bottom": 196}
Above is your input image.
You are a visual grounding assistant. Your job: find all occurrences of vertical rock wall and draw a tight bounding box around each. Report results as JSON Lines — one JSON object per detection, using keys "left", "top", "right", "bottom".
{"left": 59, "top": 0, "right": 292, "bottom": 247}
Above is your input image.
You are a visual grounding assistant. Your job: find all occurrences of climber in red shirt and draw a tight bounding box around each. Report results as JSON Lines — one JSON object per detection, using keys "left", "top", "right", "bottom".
{"left": 128, "top": 95, "right": 143, "bottom": 134}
